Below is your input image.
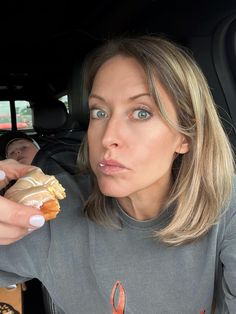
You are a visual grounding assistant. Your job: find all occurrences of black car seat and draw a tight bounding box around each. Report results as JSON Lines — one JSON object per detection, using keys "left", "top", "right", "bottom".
{"left": 32, "top": 99, "right": 85, "bottom": 143}
{"left": 31, "top": 99, "right": 85, "bottom": 175}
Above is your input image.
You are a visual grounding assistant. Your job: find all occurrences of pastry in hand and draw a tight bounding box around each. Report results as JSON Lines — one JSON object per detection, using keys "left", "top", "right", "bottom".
{"left": 4, "top": 168, "right": 66, "bottom": 220}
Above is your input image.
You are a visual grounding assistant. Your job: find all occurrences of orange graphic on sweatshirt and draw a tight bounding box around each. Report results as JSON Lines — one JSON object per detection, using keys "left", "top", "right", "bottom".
{"left": 110, "top": 281, "right": 126, "bottom": 314}
{"left": 110, "top": 281, "right": 205, "bottom": 314}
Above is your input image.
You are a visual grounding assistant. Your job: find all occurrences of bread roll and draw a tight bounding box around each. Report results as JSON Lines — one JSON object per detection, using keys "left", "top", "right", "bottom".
{"left": 4, "top": 168, "right": 66, "bottom": 220}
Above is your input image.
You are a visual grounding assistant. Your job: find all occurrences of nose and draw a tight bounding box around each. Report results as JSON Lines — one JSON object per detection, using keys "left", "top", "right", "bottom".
{"left": 101, "top": 117, "right": 123, "bottom": 150}
{"left": 16, "top": 149, "right": 22, "bottom": 156}
{"left": 11, "top": 149, "right": 22, "bottom": 160}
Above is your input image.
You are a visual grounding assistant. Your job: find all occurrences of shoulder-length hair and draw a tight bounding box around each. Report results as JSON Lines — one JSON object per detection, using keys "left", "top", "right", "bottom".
{"left": 78, "top": 35, "right": 235, "bottom": 246}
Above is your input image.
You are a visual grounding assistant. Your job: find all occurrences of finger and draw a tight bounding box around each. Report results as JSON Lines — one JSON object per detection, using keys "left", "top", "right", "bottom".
{"left": 15, "top": 164, "right": 37, "bottom": 179}
{"left": 0, "top": 170, "right": 6, "bottom": 180}
{"left": 0, "top": 170, "right": 8, "bottom": 189}
{"left": 0, "top": 222, "right": 28, "bottom": 245}
{"left": 0, "top": 159, "right": 37, "bottom": 182}
{"left": 0, "top": 236, "right": 26, "bottom": 245}
{"left": 0, "top": 196, "right": 45, "bottom": 229}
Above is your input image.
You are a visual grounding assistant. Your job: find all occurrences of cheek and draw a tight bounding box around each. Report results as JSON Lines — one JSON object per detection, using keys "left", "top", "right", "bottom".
{"left": 134, "top": 132, "right": 179, "bottom": 166}
{"left": 26, "top": 148, "right": 37, "bottom": 158}
{"left": 137, "top": 131, "right": 179, "bottom": 158}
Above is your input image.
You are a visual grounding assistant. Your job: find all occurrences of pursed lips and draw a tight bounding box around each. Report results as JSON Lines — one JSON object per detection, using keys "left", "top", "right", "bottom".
{"left": 98, "top": 159, "right": 129, "bottom": 174}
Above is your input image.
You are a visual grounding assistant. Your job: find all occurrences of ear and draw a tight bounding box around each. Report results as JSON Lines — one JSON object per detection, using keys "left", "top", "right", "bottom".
{"left": 175, "top": 136, "right": 189, "bottom": 154}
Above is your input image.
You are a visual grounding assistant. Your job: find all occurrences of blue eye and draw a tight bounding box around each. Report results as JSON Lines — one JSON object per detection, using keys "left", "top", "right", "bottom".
{"left": 133, "top": 109, "right": 151, "bottom": 120}
{"left": 90, "top": 109, "right": 108, "bottom": 119}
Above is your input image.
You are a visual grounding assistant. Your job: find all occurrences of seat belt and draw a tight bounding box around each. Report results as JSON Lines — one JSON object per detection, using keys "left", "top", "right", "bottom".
{"left": 0, "top": 284, "right": 24, "bottom": 314}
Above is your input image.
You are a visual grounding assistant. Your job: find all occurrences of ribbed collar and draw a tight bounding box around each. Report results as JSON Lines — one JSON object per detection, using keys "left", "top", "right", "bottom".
{"left": 113, "top": 199, "right": 175, "bottom": 230}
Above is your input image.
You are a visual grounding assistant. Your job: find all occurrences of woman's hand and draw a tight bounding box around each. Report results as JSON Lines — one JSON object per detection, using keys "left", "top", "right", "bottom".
{"left": 0, "top": 159, "right": 36, "bottom": 190}
{"left": 0, "top": 160, "right": 45, "bottom": 245}
{"left": 0, "top": 196, "right": 45, "bottom": 244}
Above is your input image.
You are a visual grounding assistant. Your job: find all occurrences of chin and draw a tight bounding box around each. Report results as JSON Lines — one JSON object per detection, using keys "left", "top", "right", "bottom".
{"left": 98, "top": 184, "right": 130, "bottom": 198}
{"left": 19, "top": 159, "right": 27, "bottom": 164}
{"left": 96, "top": 176, "right": 133, "bottom": 197}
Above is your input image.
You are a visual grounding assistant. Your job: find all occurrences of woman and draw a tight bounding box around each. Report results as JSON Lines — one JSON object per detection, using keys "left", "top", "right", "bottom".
{"left": 0, "top": 36, "right": 235, "bottom": 313}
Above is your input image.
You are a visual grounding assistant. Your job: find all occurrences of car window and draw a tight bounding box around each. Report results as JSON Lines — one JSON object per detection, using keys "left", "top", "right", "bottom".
{"left": 0, "top": 100, "right": 32, "bottom": 131}
{"left": 0, "top": 101, "right": 11, "bottom": 130}
{"left": 58, "top": 95, "right": 69, "bottom": 113}
{"left": 15, "top": 100, "right": 33, "bottom": 129}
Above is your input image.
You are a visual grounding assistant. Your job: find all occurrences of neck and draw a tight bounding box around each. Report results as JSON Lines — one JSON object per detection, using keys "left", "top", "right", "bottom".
{"left": 117, "top": 176, "right": 172, "bottom": 221}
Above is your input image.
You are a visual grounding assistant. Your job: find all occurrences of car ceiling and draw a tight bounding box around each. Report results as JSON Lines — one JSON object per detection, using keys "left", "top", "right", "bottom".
{"left": 0, "top": 0, "right": 236, "bottom": 99}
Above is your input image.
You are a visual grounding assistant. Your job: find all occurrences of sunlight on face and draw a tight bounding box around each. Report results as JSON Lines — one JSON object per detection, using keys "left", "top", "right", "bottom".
{"left": 88, "top": 56, "right": 188, "bottom": 200}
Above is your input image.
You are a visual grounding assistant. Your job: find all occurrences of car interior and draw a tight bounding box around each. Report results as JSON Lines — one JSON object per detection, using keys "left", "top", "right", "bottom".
{"left": 0, "top": 0, "right": 236, "bottom": 313}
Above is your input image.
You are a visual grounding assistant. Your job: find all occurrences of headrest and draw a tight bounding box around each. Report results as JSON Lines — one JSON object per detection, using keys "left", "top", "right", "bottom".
{"left": 68, "top": 60, "right": 89, "bottom": 130}
{"left": 32, "top": 99, "right": 69, "bottom": 134}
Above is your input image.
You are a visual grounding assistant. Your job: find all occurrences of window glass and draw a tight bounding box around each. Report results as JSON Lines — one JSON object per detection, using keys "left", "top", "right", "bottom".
{"left": 15, "top": 100, "right": 32, "bottom": 129}
{"left": 0, "top": 100, "right": 32, "bottom": 130}
{"left": 59, "top": 95, "right": 69, "bottom": 113}
{"left": 0, "top": 101, "right": 11, "bottom": 130}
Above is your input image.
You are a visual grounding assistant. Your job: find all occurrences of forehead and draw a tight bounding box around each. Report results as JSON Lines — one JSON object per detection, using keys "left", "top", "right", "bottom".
{"left": 7, "top": 139, "right": 32, "bottom": 149}
{"left": 92, "top": 56, "right": 147, "bottom": 92}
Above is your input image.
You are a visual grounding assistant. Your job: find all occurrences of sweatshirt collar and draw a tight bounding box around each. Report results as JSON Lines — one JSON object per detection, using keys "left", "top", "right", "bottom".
{"left": 114, "top": 199, "right": 175, "bottom": 230}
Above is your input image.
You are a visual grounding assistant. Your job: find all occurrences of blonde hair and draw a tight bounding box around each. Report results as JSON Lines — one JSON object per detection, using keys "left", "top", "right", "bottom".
{"left": 78, "top": 35, "right": 235, "bottom": 245}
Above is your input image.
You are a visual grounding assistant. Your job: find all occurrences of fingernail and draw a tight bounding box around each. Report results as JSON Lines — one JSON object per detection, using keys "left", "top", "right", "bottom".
{"left": 29, "top": 215, "right": 45, "bottom": 228}
{"left": 28, "top": 228, "right": 35, "bottom": 233}
{"left": 0, "top": 170, "right": 6, "bottom": 180}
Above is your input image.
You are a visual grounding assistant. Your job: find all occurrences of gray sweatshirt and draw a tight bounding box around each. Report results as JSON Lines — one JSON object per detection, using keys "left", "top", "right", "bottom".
{"left": 0, "top": 173, "right": 235, "bottom": 314}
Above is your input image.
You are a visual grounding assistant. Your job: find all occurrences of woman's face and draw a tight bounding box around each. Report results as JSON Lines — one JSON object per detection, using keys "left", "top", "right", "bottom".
{"left": 88, "top": 55, "right": 188, "bottom": 199}
{"left": 7, "top": 139, "right": 39, "bottom": 165}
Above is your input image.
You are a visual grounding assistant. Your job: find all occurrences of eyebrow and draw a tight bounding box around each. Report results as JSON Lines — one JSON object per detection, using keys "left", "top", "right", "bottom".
{"left": 89, "top": 93, "right": 151, "bottom": 102}
{"left": 89, "top": 94, "right": 104, "bottom": 101}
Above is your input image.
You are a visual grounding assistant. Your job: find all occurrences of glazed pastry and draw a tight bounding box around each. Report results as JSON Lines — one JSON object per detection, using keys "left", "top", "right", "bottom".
{"left": 4, "top": 168, "right": 66, "bottom": 220}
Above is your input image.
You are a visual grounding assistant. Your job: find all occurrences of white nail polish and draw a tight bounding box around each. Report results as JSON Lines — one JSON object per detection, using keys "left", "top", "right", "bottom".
{"left": 29, "top": 215, "right": 45, "bottom": 228}
{"left": 0, "top": 170, "right": 6, "bottom": 180}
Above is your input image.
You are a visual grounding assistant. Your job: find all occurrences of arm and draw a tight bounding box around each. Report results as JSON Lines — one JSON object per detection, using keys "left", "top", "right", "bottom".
{"left": 219, "top": 201, "right": 236, "bottom": 313}
{"left": 0, "top": 159, "right": 45, "bottom": 245}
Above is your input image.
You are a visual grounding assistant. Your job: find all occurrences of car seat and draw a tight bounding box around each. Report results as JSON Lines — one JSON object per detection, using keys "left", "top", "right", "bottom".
{"left": 31, "top": 98, "right": 85, "bottom": 175}
{"left": 32, "top": 98, "right": 85, "bottom": 144}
